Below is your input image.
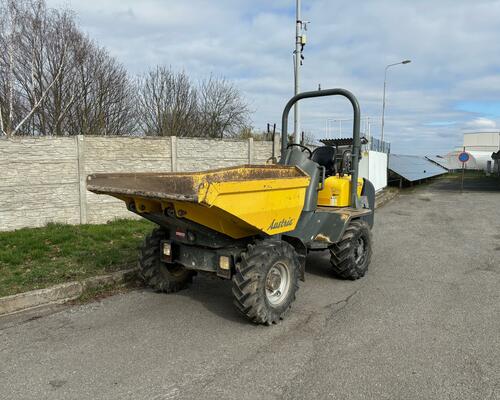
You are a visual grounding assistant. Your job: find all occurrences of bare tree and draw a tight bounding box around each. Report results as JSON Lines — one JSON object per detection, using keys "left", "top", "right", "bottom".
{"left": 0, "top": 0, "right": 250, "bottom": 138}
{"left": 136, "top": 68, "right": 251, "bottom": 138}
{"left": 0, "top": 0, "right": 134, "bottom": 137}
{"left": 14, "top": 2, "right": 73, "bottom": 136}
{"left": 197, "top": 75, "right": 249, "bottom": 139}
{"left": 68, "top": 42, "right": 135, "bottom": 136}
{"left": 0, "top": 0, "right": 23, "bottom": 135}
{"left": 0, "top": 0, "right": 69, "bottom": 136}
{"left": 137, "top": 66, "right": 197, "bottom": 137}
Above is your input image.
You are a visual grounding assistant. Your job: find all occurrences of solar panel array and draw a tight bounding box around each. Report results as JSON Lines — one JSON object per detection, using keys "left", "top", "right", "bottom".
{"left": 389, "top": 154, "right": 448, "bottom": 182}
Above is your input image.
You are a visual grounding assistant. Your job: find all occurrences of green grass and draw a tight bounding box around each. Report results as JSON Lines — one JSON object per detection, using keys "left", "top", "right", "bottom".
{"left": 0, "top": 219, "right": 154, "bottom": 297}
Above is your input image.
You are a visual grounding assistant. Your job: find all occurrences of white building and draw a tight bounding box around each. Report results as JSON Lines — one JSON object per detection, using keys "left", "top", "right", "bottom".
{"left": 463, "top": 131, "right": 500, "bottom": 152}
{"left": 359, "top": 150, "right": 387, "bottom": 192}
{"left": 443, "top": 131, "right": 500, "bottom": 171}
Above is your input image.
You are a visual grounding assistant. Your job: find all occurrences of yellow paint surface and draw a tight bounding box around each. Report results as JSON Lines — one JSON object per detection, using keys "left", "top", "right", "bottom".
{"left": 317, "top": 175, "right": 364, "bottom": 207}
{"left": 123, "top": 166, "right": 311, "bottom": 239}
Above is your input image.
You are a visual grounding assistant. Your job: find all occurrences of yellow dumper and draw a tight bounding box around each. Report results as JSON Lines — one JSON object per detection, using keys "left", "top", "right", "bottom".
{"left": 87, "top": 88, "right": 375, "bottom": 325}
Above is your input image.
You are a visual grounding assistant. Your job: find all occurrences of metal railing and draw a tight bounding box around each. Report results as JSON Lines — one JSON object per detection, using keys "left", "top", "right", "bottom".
{"left": 367, "top": 137, "right": 391, "bottom": 154}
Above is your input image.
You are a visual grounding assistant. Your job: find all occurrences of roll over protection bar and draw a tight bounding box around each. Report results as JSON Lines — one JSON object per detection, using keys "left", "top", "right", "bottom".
{"left": 280, "top": 88, "right": 362, "bottom": 208}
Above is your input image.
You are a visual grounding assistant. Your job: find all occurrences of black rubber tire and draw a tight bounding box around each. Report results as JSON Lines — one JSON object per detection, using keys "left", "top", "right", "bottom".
{"left": 232, "top": 240, "right": 300, "bottom": 325}
{"left": 329, "top": 219, "right": 372, "bottom": 280}
{"left": 138, "top": 228, "right": 193, "bottom": 293}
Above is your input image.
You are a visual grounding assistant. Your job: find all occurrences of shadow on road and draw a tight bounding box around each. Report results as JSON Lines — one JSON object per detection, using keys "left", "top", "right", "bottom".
{"left": 431, "top": 175, "right": 500, "bottom": 192}
{"left": 304, "top": 251, "right": 335, "bottom": 279}
{"left": 156, "top": 250, "right": 338, "bottom": 324}
{"left": 175, "top": 277, "right": 250, "bottom": 325}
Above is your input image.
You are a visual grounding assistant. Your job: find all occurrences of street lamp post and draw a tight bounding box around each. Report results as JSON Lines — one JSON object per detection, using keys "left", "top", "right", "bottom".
{"left": 381, "top": 59, "right": 411, "bottom": 143}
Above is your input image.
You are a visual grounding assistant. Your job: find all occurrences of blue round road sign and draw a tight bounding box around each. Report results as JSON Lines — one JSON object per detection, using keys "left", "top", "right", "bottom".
{"left": 458, "top": 152, "right": 470, "bottom": 163}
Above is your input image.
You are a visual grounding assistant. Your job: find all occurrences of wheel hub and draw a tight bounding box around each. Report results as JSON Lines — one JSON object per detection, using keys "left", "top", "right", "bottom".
{"left": 266, "top": 271, "right": 282, "bottom": 291}
{"left": 355, "top": 237, "right": 365, "bottom": 264}
{"left": 265, "top": 262, "right": 290, "bottom": 306}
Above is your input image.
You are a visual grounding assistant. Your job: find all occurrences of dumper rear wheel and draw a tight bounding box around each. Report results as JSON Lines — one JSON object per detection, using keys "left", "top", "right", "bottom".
{"left": 232, "top": 240, "right": 300, "bottom": 325}
{"left": 329, "top": 219, "right": 372, "bottom": 280}
{"left": 139, "top": 228, "right": 193, "bottom": 293}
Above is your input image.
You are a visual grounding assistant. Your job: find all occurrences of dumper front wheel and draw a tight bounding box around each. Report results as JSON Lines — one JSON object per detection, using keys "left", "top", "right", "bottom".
{"left": 232, "top": 240, "right": 300, "bottom": 325}
{"left": 139, "top": 228, "right": 193, "bottom": 293}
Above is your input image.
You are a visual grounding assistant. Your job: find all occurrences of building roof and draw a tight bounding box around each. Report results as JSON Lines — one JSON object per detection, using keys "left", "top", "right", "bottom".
{"left": 389, "top": 154, "right": 448, "bottom": 182}
{"left": 321, "top": 138, "right": 353, "bottom": 146}
{"left": 320, "top": 137, "right": 369, "bottom": 147}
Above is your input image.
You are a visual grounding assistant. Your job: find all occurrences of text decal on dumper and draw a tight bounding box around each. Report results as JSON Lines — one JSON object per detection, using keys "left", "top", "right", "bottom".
{"left": 268, "top": 218, "right": 294, "bottom": 231}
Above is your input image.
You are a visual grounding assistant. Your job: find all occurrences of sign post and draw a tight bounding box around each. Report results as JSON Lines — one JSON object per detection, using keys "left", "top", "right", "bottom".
{"left": 458, "top": 148, "right": 470, "bottom": 192}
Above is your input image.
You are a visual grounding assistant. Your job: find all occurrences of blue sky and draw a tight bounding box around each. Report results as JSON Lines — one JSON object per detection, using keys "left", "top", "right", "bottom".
{"left": 456, "top": 101, "right": 500, "bottom": 118}
{"left": 47, "top": 0, "right": 500, "bottom": 155}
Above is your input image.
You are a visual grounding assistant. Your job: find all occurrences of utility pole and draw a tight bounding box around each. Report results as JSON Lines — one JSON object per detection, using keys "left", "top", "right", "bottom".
{"left": 293, "top": 0, "right": 307, "bottom": 144}
{"left": 293, "top": 0, "right": 301, "bottom": 144}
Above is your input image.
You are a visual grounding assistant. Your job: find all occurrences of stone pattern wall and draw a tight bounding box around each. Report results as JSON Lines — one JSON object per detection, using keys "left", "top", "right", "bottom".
{"left": 176, "top": 138, "right": 249, "bottom": 172}
{"left": 83, "top": 136, "right": 173, "bottom": 224}
{"left": 0, "top": 136, "right": 277, "bottom": 231}
{"left": 0, "top": 137, "right": 80, "bottom": 231}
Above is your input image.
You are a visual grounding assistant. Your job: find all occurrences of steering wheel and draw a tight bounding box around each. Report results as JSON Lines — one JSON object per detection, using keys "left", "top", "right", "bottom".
{"left": 286, "top": 143, "right": 312, "bottom": 158}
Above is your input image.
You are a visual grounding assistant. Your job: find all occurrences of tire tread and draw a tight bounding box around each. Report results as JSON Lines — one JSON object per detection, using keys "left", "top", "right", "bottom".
{"left": 232, "top": 240, "right": 300, "bottom": 325}
{"left": 329, "top": 220, "right": 372, "bottom": 280}
{"left": 138, "top": 228, "right": 193, "bottom": 293}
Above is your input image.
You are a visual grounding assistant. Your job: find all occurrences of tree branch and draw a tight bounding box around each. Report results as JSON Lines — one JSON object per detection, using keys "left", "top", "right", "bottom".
{"left": 0, "top": 103, "right": 5, "bottom": 135}
{"left": 11, "top": 54, "right": 64, "bottom": 136}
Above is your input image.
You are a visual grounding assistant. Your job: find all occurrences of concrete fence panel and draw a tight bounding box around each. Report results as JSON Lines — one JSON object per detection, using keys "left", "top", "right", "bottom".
{"left": 0, "top": 137, "right": 80, "bottom": 231}
{"left": 176, "top": 137, "right": 249, "bottom": 171}
{"left": 82, "top": 136, "right": 173, "bottom": 224}
{"left": 0, "top": 135, "right": 277, "bottom": 231}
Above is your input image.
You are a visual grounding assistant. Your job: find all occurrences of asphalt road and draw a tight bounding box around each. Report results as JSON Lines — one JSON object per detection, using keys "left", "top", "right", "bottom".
{"left": 1, "top": 178, "right": 499, "bottom": 400}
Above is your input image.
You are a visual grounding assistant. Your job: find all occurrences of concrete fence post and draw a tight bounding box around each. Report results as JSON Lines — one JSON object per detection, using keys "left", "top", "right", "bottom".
{"left": 76, "top": 135, "right": 87, "bottom": 224}
{"left": 248, "top": 138, "right": 254, "bottom": 164}
{"left": 274, "top": 133, "right": 281, "bottom": 161}
{"left": 171, "top": 136, "right": 177, "bottom": 172}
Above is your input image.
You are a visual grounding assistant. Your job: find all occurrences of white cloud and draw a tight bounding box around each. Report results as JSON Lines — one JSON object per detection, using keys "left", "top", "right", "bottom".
{"left": 464, "top": 117, "right": 497, "bottom": 129}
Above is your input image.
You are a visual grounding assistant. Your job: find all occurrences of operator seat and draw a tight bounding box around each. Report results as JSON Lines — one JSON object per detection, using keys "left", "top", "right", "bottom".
{"left": 311, "top": 146, "right": 336, "bottom": 176}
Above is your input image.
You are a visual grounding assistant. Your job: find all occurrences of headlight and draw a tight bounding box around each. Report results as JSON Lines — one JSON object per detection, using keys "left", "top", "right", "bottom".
{"left": 219, "top": 256, "right": 231, "bottom": 270}
{"left": 161, "top": 241, "right": 173, "bottom": 262}
{"left": 162, "top": 242, "right": 171, "bottom": 256}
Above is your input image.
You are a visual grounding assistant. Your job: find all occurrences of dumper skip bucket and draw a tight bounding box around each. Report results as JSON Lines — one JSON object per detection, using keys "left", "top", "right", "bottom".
{"left": 87, "top": 165, "right": 310, "bottom": 239}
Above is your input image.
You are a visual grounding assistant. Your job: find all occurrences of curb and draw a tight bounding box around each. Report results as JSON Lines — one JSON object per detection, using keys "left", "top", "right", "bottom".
{"left": 375, "top": 188, "right": 399, "bottom": 209}
{"left": 0, "top": 267, "right": 139, "bottom": 317}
